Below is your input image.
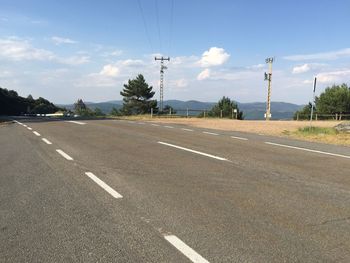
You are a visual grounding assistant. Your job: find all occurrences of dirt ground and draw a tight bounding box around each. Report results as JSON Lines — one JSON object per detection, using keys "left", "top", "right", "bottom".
{"left": 147, "top": 118, "right": 341, "bottom": 135}
{"left": 123, "top": 116, "right": 350, "bottom": 146}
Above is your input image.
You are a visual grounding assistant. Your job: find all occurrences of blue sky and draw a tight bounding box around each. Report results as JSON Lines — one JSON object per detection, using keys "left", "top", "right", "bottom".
{"left": 0, "top": 0, "right": 349, "bottom": 104}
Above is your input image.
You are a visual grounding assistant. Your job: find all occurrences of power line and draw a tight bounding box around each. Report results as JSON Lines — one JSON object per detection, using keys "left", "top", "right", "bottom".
{"left": 137, "top": 0, "right": 154, "bottom": 53}
{"left": 155, "top": 0, "right": 162, "bottom": 53}
{"left": 168, "top": 0, "right": 174, "bottom": 56}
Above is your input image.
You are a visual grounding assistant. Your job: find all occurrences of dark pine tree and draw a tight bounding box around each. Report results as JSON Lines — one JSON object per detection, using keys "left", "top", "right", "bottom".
{"left": 120, "top": 74, "right": 157, "bottom": 115}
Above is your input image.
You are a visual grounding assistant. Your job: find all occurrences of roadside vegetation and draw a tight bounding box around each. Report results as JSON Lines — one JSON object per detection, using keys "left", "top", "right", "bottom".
{"left": 294, "top": 84, "right": 350, "bottom": 120}
{"left": 0, "top": 87, "right": 61, "bottom": 115}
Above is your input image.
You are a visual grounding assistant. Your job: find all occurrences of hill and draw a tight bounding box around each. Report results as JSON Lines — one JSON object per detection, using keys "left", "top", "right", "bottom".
{"left": 0, "top": 87, "right": 61, "bottom": 116}
{"left": 59, "top": 100, "right": 303, "bottom": 120}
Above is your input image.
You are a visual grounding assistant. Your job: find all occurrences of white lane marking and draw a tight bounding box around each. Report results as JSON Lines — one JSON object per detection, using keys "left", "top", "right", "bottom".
{"left": 231, "top": 136, "right": 248, "bottom": 141}
{"left": 42, "top": 138, "right": 52, "bottom": 145}
{"left": 151, "top": 123, "right": 160, "bottom": 127}
{"left": 158, "top": 141, "right": 228, "bottom": 161}
{"left": 265, "top": 142, "right": 350, "bottom": 159}
{"left": 23, "top": 124, "right": 27, "bottom": 127}
{"left": 85, "top": 172, "right": 123, "bottom": 199}
{"left": 33, "top": 131, "right": 41, "bottom": 136}
{"left": 164, "top": 235, "right": 210, "bottom": 263}
{"left": 67, "top": 121, "right": 86, "bottom": 125}
{"left": 181, "top": 128, "right": 194, "bottom": 132}
{"left": 164, "top": 125, "right": 174, "bottom": 129}
{"left": 138, "top": 122, "right": 145, "bottom": 125}
{"left": 27, "top": 127, "right": 32, "bottom": 130}
{"left": 258, "top": 133, "right": 264, "bottom": 136}
{"left": 56, "top": 149, "right": 74, "bottom": 160}
{"left": 202, "top": 131, "right": 219, "bottom": 136}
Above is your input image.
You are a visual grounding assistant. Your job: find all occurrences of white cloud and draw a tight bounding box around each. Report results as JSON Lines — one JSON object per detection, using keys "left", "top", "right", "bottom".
{"left": 100, "top": 64, "right": 120, "bottom": 77}
{"left": 292, "top": 64, "right": 311, "bottom": 74}
{"left": 284, "top": 48, "right": 350, "bottom": 61}
{"left": 51, "top": 36, "right": 77, "bottom": 45}
{"left": 174, "top": 78, "right": 188, "bottom": 88}
{"left": 0, "top": 37, "right": 89, "bottom": 65}
{"left": 0, "top": 37, "right": 55, "bottom": 61}
{"left": 247, "top": 64, "right": 265, "bottom": 70}
{"left": 199, "top": 47, "right": 230, "bottom": 67}
{"left": 120, "top": 59, "right": 144, "bottom": 67}
{"left": 197, "top": 68, "right": 211, "bottom": 80}
{"left": 316, "top": 69, "right": 350, "bottom": 84}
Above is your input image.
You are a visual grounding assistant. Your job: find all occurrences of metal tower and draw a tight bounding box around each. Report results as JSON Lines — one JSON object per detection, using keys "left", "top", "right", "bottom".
{"left": 155, "top": 56, "right": 170, "bottom": 112}
{"left": 264, "top": 57, "right": 274, "bottom": 121}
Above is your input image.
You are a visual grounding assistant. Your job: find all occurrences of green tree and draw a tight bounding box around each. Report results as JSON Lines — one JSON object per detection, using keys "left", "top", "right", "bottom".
{"left": 94, "top": 107, "right": 105, "bottom": 116}
{"left": 120, "top": 74, "right": 157, "bottom": 115}
{"left": 73, "top": 99, "right": 94, "bottom": 116}
{"left": 293, "top": 103, "right": 312, "bottom": 120}
{"left": 207, "top": 96, "right": 243, "bottom": 119}
{"left": 163, "top": 105, "right": 176, "bottom": 114}
{"left": 315, "top": 83, "right": 350, "bottom": 114}
{"left": 110, "top": 107, "right": 120, "bottom": 116}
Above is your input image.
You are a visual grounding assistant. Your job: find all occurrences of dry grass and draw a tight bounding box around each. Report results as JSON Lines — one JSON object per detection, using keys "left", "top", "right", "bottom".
{"left": 121, "top": 116, "right": 350, "bottom": 146}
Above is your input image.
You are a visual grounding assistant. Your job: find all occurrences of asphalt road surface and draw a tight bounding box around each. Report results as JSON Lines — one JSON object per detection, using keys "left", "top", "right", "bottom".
{"left": 1, "top": 118, "right": 350, "bottom": 262}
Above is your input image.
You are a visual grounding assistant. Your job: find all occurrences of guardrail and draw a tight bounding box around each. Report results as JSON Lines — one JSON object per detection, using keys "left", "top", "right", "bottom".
{"left": 150, "top": 108, "right": 240, "bottom": 119}
{"left": 295, "top": 113, "right": 350, "bottom": 121}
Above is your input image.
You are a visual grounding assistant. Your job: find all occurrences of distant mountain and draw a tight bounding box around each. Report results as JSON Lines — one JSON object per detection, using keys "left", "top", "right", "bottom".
{"left": 59, "top": 100, "right": 304, "bottom": 120}
{"left": 237, "top": 102, "right": 304, "bottom": 120}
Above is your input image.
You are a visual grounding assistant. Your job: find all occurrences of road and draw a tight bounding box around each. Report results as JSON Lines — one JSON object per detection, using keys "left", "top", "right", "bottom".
{"left": 1, "top": 118, "right": 350, "bottom": 262}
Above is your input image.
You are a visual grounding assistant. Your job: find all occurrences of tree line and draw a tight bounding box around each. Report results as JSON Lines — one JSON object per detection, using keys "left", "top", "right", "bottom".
{"left": 294, "top": 83, "right": 350, "bottom": 119}
{"left": 0, "top": 87, "right": 61, "bottom": 115}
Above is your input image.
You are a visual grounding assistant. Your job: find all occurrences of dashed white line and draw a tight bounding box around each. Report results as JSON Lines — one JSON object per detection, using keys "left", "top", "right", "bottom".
{"left": 164, "top": 235, "right": 210, "bottom": 263}
{"left": 202, "top": 131, "right": 219, "bottom": 136}
{"left": 181, "top": 128, "right": 194, "bottom": 132}
{"left": 164, "top": 125, "right": 174, "bottom": 129}
{"left": 151, "top": 123, "right": 160, "bottom": 127}
{"left": 158, "top": 141, "right": 228, "bottom": 161}
{"left": 56, "top": 149, "right": 74, "bottom": 160}
{"left": 23, "top": 124, "right": 27, "bottom": 127}
{"left": 265, "top": 142, "right": 350, "bottom": 159}
{"left": 42, "top": 138, "right": 52, "bottom": 145}
{"left": 27, "top": 127, "right": 32, "bottom": 130}
{"left": 33, "top": 131, "right": 41, "bottom": 136}
{"left": 230, "top": 136, "right": 248, "bottom": 141}
{"left": 67, "top": 120, "right": 86, "bottom": 125}
{"left": 85, "top": 172, "right": 123, "bottom": 199}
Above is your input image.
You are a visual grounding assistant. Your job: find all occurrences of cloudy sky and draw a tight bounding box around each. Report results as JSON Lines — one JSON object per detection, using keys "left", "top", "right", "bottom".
{"left": 0, "top": 0, "right": 349, "bottom": 104}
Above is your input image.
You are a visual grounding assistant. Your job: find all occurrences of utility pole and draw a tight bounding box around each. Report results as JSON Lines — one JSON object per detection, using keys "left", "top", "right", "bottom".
{"left": 155, "top": 56, "right": 170, "bottom": 112}
{"left": 264, "top": 57, "right": 274, "bottom": 121}
{"left": 310, "top": 77, "right": 317, "bottom": 126}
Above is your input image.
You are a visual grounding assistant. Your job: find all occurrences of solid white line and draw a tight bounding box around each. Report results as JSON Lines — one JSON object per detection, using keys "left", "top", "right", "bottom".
{"left": 265, "top": 142, "right": 350, "bottom": 159}
{"left": 158, "top": 141, "right": 228, "bottom": 161}
{"left": 42, "top": 138, "right": 52, "bottom": 145}
{"left": 231, "top": 136, "right": 248, "bottom": 141}
{"left": 164, "top": 125, "right": 174, "bottom": 129}
{"left": 67, "top": 120, "right": 86, "bottom": 125}
{"left": 27, "top": 127, "right": 32, "bottom": 130}
{"left": 151, "top": 123, "right": 160, "bottom": 126}
{"left": 181, "top": 128, "right": 194, "bottom": 132}
{"left": 56, "top": 149, "right": 74, "bottom": 160}
{"left": 164, "top": 235, "right": 209, "bottom": 263}
{"left": 33, "top": 131, "right": 41, "bottom": 136}
{"left": 85, "top": 172, "right": 123, "bottom": 199}
{"left": 202, "top": 131, "right": 219, "bottom": 136}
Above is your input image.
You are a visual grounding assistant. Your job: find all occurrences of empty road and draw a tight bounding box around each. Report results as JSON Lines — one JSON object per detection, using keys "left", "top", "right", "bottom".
{"left": 1, "top": 118, "right": 350, "bottom": 262}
